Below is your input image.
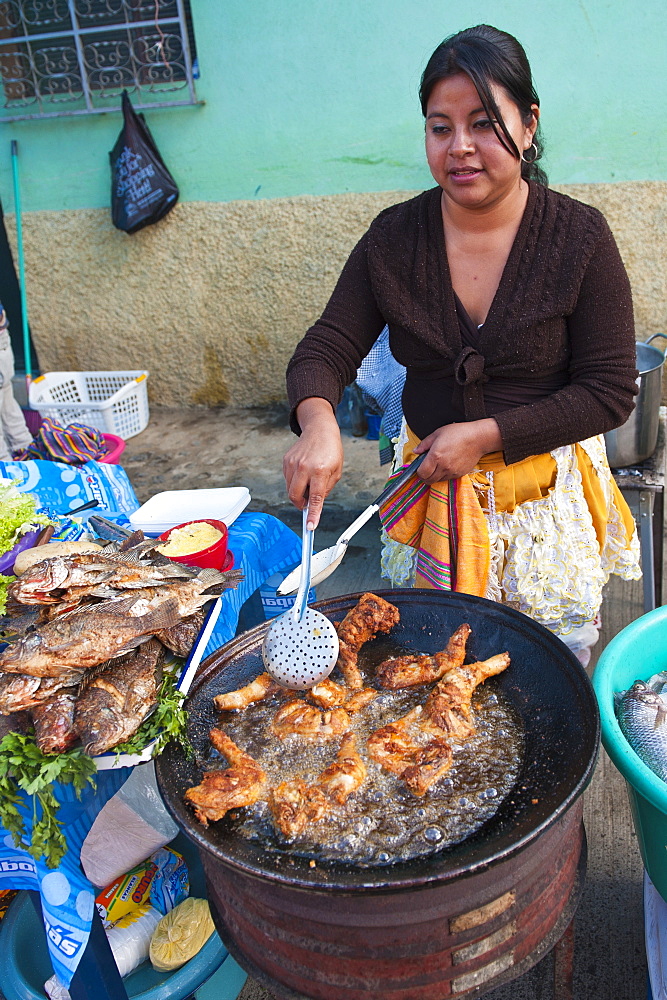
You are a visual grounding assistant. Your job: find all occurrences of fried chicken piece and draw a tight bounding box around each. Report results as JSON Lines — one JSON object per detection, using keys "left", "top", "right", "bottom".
{"left": 185, "top": 728, "right": 266, "bottom": 825}
{"left": 268, "top": 779, "right": 329, "bottom": 839}
{"left": 268, "top": 733, "right": 366, "bottom": 838}
{"left": 335, "top": 593, "right": 400, "bottom": 689}
{"left": 376, "top": 623, "right": 471, "bottom": 689}
{"left": 344, "top": 687, "right": 378, "bottom": 715}
{"left": 214, "top": 672, "right": 281, "bottom": 711}
{"left": 316, "top": 733, "right": 366, "bottom": 804}
{"left": 271, "top": 700, "right": 351, "bottom": 740}
{"left": 367, "top": 706, "right": 453, "bottom": 796}
{"left": 367, "top": 706, "right": 427, "bottom": 776}
{"left": 306, "top": 677, "right": 348, "bottom": 709}
{"left": 401, "top": 739, "right": 453, "bottom": 797}
{"left": 424, "top": 652, "right": 510, "bottom": 738}
{"left": 306, "top": 678, "right": 378, "bottom": 715}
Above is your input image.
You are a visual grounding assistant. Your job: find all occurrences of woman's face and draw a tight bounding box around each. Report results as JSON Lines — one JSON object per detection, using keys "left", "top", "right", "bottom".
{"left": 424, "top": 72, "right": 537, "bottom": 211}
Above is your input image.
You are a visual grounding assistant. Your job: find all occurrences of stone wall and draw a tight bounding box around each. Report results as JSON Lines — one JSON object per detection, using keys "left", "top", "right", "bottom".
{"left": 7, "top": 180, "right": 665, "bottom": 407}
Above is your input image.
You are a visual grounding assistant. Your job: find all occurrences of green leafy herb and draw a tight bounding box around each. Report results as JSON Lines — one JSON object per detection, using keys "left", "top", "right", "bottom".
{"left": 0, "top": 482, "right": 53, "bottom": 557}
{"left": 112, "top": 666, "right": 193, "bottom": 760}
{"left": 0, "top": 732, "right": 97, "bottom": 868}
{"left": 0, "top": 572, "right": 15, "bottom": 615}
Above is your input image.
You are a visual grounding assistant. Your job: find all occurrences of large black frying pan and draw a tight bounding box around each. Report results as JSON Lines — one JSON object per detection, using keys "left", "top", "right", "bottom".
{"left": 156, "top": 589, "right": 600, "bottom": 891}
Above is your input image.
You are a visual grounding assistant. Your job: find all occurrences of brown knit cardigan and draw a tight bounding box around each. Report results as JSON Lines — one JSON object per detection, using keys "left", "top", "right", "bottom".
{"left": 286, "top": 182, "right": 638, "bottom": 465}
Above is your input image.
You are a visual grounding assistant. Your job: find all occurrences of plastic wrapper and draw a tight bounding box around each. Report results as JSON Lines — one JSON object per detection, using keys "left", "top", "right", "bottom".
{"left": 81, "top": 761, "right": 179, "bottom": 887}
{"left": 95, "top": 846, "right": 188, "bottom": 928}
{"left": 44, "top": 905, "right": 162, "bottom": 999}
{"left": 150, "top": 897, "right": 216, "bottom": 971}
{"left": 107, "top": 904, "right": 164, "bottom": 976}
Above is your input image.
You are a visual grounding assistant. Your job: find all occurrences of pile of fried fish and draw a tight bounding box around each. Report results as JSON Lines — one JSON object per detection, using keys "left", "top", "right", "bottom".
{"left": 0, "top": 533, "right": 241, "bottom": 756}
{"left": 186, "top": 592, "right": 510, "bottom": 841}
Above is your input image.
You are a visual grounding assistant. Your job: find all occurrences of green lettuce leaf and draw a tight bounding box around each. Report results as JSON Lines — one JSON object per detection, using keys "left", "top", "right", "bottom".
{"left": 0, "top": 482, "right": 52, "bottom": 556}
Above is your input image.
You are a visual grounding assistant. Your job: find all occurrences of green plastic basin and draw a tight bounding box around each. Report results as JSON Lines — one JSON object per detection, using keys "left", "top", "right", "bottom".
{"left": 593, "top": 605, "right": 667, "bottom": 901}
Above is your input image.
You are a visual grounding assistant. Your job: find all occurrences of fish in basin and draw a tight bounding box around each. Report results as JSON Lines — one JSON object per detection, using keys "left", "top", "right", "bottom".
{"left": 616, "top": 680, "right": 667, "bottom": 782}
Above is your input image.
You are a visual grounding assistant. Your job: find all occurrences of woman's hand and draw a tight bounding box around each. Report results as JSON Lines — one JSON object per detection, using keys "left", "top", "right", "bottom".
{"left": 414, "top": 418, "right": 502, "bottom": 483}
{"left": 283, "top": 398, "right": 344, "bottom": 529}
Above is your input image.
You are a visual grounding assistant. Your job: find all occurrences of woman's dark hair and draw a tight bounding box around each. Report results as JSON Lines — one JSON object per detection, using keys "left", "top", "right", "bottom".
{"left": 419, "top": 24, "right": 547, "bottom": 185}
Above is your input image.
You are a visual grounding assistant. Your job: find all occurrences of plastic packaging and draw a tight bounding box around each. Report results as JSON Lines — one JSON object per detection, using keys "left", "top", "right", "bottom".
{"left": 43, "top": 905, "right": 162, "bottom": 998}
{"left": 150, "top": 897, "right": 216, "bottom": 971}
{"left": 95, "top": 845, "right": 188, "bottom": 927}
{"left": 81, "top": 762, "right": 179, "bottom": 887}
{"left": 107, "top": 904, "right": 163, "bottom": 976}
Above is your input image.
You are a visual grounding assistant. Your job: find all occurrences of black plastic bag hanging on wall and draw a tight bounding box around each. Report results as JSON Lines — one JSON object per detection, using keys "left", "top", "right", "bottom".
{"left": 109, "top": 91, "right": 179, "bottom": 234}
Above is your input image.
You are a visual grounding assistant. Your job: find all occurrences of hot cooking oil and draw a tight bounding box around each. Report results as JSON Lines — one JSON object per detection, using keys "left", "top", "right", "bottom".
{"left": 208, "top": 662, "right": 523, "bottom": 868}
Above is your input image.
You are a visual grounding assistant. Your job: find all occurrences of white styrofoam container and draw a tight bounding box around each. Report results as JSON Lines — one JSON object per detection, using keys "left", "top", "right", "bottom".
{"left": 129, "top": 486, "right": 251, "bottom": 537}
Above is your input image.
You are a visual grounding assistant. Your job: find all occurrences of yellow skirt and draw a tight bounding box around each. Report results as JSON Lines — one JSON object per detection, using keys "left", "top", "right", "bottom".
{"left": 379, "top": 426, "right": 641, "bottom": 637}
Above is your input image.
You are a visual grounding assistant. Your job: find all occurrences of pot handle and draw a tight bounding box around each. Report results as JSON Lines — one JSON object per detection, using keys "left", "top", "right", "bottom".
{"left": 645, "top": 333, "right": 667, "bottom": 358}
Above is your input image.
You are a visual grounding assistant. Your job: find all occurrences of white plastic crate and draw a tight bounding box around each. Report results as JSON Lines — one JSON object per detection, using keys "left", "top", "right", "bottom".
{"left": 28, "top": 370, "right": 149, "bottom": 440}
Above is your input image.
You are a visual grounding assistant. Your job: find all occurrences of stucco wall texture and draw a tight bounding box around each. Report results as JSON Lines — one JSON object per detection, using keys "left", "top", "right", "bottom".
{"left": 6, "top": 180, "right": 666, "bottom": 408}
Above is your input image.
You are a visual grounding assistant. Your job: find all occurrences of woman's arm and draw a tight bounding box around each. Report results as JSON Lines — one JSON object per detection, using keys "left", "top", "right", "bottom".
{"left": 494, "top": 221, "right": 638, "bottom": 465}
{"left": 283, "top": 398, "right": 345, "bottom": 529}
{"left": 286, "top": 234, "right": 387, "bottom": 434}
{"left": 284, "top": 230, "right": 387, "bottom": 525}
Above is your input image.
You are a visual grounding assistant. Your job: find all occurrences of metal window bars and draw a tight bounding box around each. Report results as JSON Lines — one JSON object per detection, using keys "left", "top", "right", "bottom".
{"left": 0, "top": 0, "right": 198, "bottom": 120}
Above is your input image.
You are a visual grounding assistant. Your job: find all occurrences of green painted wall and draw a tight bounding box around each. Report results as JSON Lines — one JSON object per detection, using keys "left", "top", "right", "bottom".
{"left": 0, "top": 0, "right": 664, "bottom": 212}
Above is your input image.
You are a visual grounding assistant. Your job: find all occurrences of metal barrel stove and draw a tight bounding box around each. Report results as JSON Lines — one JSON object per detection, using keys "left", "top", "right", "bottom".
{"left": 157, "top": 590, "right": 600, "bottom": 1000}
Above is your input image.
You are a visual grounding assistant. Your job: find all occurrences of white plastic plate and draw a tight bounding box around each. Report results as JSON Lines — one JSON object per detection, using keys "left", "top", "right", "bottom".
{"left": 129, "top": 487, "right": 251, "bottom": 537}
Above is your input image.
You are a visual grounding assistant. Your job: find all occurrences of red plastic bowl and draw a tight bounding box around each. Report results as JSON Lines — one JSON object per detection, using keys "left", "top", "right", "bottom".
{"left": 157, "top": 519, "right": 228, "bottom": 570}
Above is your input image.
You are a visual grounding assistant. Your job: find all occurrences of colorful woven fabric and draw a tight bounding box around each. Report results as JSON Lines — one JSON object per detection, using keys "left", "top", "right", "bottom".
{"left": 21, "top": 416, "right": 107, "bottom": 465}
{"left": 379, "top": 423, "right": 641, "bottom": 636}
{"left": 378, "top": 445, "right": 490, "bottom": 596}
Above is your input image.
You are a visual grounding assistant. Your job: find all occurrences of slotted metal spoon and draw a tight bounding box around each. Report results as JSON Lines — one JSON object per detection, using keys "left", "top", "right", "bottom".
{"left": 277, "top": 453, "right": 426, "bottom": 596}
{"left": 262, "top": 508, "right": 339, "bottom": 689}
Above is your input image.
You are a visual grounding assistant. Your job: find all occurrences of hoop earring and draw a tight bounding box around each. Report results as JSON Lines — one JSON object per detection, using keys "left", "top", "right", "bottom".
{"left": 521, "top": 142, "right": 538, "bottom": 164}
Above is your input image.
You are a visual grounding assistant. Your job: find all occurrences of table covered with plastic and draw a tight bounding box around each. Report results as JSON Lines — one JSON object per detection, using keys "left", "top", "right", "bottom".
{"left": 0, "top": 469, "right": 300, "bottom": 988}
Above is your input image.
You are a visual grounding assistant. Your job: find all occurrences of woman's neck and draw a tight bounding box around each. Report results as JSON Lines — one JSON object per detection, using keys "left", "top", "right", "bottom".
{"left": 441, "top": 178, "right": 530, "bottom": 238}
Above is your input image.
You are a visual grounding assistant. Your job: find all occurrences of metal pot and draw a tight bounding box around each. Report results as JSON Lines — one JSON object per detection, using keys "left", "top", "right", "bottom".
{"left": 156, "top": 590, "right": 600, "bottom": 999}
{"left": 604, "top": 335, "right": 666, "bottom": 468}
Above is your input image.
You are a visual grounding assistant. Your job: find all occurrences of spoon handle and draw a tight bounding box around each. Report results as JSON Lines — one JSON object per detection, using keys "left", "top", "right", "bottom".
{"left": 292, "top": 508, "right": 314, "bottom": 624}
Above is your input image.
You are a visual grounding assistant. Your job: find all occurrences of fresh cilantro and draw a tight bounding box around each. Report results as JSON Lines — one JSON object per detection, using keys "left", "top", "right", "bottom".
{"left": 112, "top": 667, "right": 193, "bottom": 759}
{"left": 0, "top": 732, "right": 97, "bottom": 868}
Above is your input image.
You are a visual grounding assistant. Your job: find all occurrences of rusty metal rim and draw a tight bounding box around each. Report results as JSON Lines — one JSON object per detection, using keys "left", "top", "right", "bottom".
{"left": 205, "top": 829, "right": 588, "bottom": 1000}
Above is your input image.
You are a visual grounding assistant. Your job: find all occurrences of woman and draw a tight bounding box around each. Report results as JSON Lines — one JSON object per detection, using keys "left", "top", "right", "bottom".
{"left": 283, "top": 25, "right": 641, "bottom": 663}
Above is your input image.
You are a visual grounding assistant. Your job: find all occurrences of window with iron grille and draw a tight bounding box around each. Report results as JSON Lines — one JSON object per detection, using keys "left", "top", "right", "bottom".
{"left": 0, "top": 0, "right": 198, "bottom": 121}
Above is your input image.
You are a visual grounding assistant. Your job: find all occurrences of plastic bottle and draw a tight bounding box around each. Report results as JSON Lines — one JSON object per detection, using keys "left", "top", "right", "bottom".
{"left": 259, "top": 571, "right": 316, "bottom": 619}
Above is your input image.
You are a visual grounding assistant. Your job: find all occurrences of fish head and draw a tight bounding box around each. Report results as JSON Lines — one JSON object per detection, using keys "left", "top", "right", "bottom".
{"left": 15, "top": 557, "right": 70, "bottom": 595}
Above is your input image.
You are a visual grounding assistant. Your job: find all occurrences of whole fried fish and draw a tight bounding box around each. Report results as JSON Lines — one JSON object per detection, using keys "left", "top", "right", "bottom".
{"left": 32, "top": 688, "right": 78, "bottom": 753}
{"left": 155, "top": 609, "right": 206, "bottom": 657}
{"left": 74, "top": 638, "right": 166, "bottom": 756}
{"left": 0, "top": 595, "right": 180, "bottom": 676}
{"left": 10, "top": 548, "right": 195, "bottom": 605}
{"left": 617, "top": 680, "right": 667, "bottom": 782}
{"left": 117, "top": 569, "right": 242, "bottom": 619}
{"left": 0, "top": 670, "right": 84, "bottom": 714}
